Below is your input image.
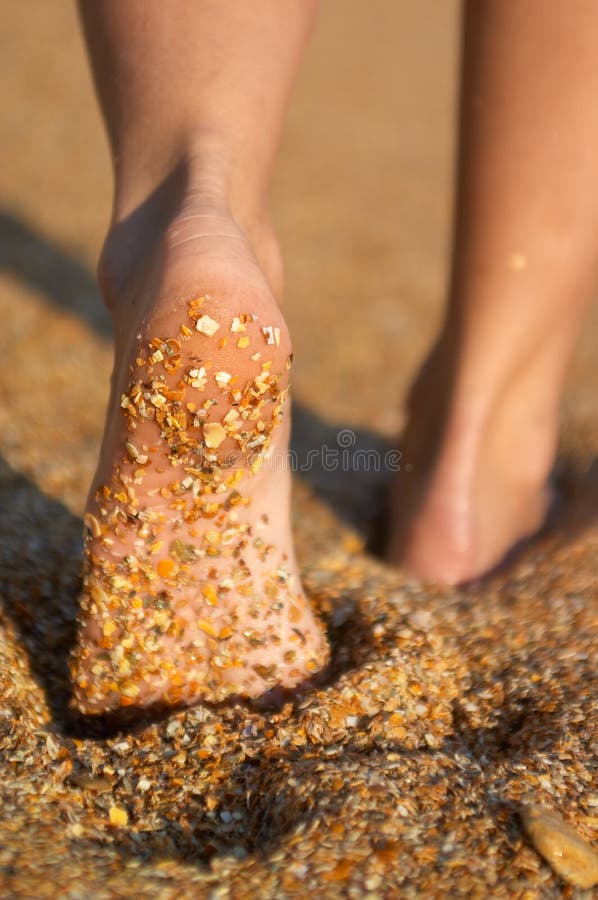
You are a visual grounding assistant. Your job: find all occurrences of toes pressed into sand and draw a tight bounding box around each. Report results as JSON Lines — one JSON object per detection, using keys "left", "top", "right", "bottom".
{"left": 70, "top": 292, "right": 329, "bottom": 715}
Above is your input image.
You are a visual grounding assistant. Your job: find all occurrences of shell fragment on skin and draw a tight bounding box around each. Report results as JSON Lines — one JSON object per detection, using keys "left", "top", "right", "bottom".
{"left": 261, "top": 325, "right": 281, "bottom": 346}
{"left": 214, "top": 371, "right": 232, "bottom": 387}
{"left": 84, "top": 513, "right": 102, "bottom": 539}
{"left": 262, "top": 326, "right": 275, "bottom": 344}
{"left": 203, "top": 422, "right": 227, "bottom": 448}
{"left": 188, "top": 366, "right": 207, "bottom": 389}
{"left": 195, "top": 314, "right": 220, "bottom": 336}
{"left": 521, "top": 805, "right": 598, "bottom": 888}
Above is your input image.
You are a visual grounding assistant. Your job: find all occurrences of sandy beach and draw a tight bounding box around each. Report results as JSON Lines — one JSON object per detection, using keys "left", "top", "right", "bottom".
{"left": 1, "top": 2, "right": 597, "bottom": 896}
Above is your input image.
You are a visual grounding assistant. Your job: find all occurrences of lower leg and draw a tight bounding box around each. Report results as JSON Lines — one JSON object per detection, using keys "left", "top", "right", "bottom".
{"left": 388, "top": 0, "right": 598, "bottom": 582}
{"left": 71, "top": 0, "right": 328, "bottom": 714}
{"left": 78, "top": 0, "right": 322, "bottom": 298}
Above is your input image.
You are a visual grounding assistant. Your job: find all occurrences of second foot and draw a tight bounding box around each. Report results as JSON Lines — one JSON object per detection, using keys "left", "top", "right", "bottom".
{"left": 386, "top": 460, "right": 552, "bottom": 585}
{"left": 70, "top": 214, "right": 328, "bottom": 715}
{"left": 385, "top": 345, "right": 556, "bottom": 584}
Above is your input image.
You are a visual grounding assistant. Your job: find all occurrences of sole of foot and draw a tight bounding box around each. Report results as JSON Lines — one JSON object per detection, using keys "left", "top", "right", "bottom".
{"left": 70, "top": 208, "right": 329, "bottom": 715}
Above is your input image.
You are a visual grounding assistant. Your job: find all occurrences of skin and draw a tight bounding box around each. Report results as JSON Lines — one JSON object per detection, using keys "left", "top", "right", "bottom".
{"left": 72, "top": 0, "right": 598, "bottom": 711}
{"left": 71, "top": 0, "right": 328, "bottom": 714}
{"left": 387, "top": 0, "right": 598, "bottom": 582}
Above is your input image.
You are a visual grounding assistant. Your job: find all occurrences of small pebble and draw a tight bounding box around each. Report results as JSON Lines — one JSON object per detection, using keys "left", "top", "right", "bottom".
{"left": 67, "top": 773, "right": 113, "bottom": 794}
{"left": 109, "top": 806, "right": 129, "bottom": 827}
{"left": 521, "top": 805, "right": 598, "bottom": 889}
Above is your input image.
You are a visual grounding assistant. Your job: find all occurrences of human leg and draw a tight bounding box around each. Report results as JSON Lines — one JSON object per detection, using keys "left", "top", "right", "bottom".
{"left": 388, "top": 0, "right": 598, "bottom": 582}
{"left": 71, "top": 0, "right": 328, "bottom": 713}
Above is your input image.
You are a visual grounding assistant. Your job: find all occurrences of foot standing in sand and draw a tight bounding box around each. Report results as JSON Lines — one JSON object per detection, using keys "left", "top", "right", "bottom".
{"left": 70, "top": 0, "right": 598, "bottom": 714}
{"left": 386, "top": 1, "right": 598, "bottom": 582}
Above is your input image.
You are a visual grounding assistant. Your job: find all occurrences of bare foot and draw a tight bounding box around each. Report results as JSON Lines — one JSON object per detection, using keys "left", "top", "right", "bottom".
{"left": 386, "top": 334, "right": 556, "bottom": 584}
{"left": 70, "top": 194, "right": 328, "bottom": 715}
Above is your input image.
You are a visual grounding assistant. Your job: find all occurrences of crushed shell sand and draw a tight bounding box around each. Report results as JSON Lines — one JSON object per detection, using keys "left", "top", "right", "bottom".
{"left": 2, "top": 463, "right": 598, "bottom": 896}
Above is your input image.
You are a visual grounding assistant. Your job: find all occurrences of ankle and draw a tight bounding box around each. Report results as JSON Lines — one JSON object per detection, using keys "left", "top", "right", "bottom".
{"left": 112, "top": 131, "right": 267, "bottom": 225}
{"left": 406, "top": 328, "right": 560, "bottom": 490}
{"left": 101, "top": 135, "right": 283, "bottom": 305}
